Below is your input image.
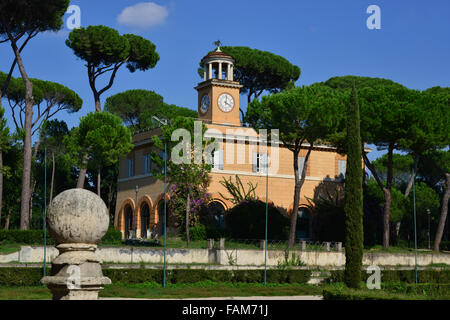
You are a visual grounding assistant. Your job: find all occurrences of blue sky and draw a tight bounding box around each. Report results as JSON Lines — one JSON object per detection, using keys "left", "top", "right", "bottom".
{"left": 0, "top": 0, "right": 449, "bottom": 162}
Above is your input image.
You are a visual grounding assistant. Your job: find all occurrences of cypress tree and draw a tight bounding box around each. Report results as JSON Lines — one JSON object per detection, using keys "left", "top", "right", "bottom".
{"left": 344, "top": 83, "right": 364, "bottom": 288}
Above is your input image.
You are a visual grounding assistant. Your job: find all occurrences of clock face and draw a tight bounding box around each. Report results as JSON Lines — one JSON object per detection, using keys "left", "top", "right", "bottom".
{"left": 200, "top": 95, "right": 209, "bottom": 113}
{"left": 218, "top": 93, "right": 234, "bottom": 112}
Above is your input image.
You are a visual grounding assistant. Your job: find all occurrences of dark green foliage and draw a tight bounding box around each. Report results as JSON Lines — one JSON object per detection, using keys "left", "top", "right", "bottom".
{"left": 104, "top": 89, "right": 197, "bottom": 131}
{"left": 0, "top": 267, "right": 312, "bottom": 286}
{"left": 0, "top": 1, "right": 69, "bottom": 40}
{"left": 232, "top": 270, "right": 264, "bottom": 283}
{"left": 66, "top": 26, "right": 159, "bottom": 73}
{"left": 170, "top": 269, "right": 208, "bottom": 284}
{"left": 199, "top": 46, "right": 301, "bottom": 103}
{"left": 0, "top": 71, "right": 83, "bottom": 135}
{"left": 65, "top": 112, "right": 133, "bottom": 170}
{"left": 308, "top": 186, "right": 345, "bottom": 242}
{"left": 103, "top": 268, "right": 162, "bottom": 284}
{"left": 344, "top": 84, "right": 364, "bottom": 288}
{"left": 182, "top": 225, "right": 206, "bottom": 241}
{"left": 0, "top": 268, "right": 50, "bottom": 287}
{"left": 219, "top": 175, "right": 258, "bottom": 205}
{"left": 100, "top": 227, "right": 123, "bottom": 245}
{"left": 225, "top": 200, "right": 289, "bottom": 240}
{"left": 0, "top": 228, "right": 122, "bottom": 245}
{"left": 329, "top": 269, "right": 450, "bottom": 284}
{"left": 0, "top": 229, "right": 52, "bottom": 244}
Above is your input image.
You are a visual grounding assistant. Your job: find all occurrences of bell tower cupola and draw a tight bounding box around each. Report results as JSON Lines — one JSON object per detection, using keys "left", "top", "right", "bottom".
{"left": 195, "top": 43, "right": 243, "bottom": 126}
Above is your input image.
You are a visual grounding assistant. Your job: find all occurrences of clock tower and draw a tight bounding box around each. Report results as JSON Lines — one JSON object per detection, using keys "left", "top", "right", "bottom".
{"left": 195, "top": 46, "right": 243, "bottom": 126}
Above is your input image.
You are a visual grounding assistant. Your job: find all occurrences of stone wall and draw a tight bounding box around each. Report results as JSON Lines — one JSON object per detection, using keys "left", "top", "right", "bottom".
{"left": 2, "top": 246, "right": 449, "bottom": 267}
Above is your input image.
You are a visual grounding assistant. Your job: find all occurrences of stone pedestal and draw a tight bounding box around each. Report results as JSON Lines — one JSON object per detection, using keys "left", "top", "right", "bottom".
{"left": 41, "top": 243, "right": 111, "bottom": 300}
{"left": 41, "top": 189, "right": 111, "bottom": 300}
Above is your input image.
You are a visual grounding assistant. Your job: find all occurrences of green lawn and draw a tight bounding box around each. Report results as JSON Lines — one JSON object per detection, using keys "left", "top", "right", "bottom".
{"left": 0, "top": 243, "right": 22, "bottom": 255}
{"left": 0, "top": 282, "right": 323, "bottom": 300}
{"left": 1, "top": 281, "right": 449, "bottom": 300}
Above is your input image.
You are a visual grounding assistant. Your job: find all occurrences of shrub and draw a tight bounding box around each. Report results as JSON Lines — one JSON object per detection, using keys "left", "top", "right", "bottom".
{"left": 232, "top": 270, "right": 263, "bottom": 283}
{"left": 286, "top": 270, "right": 312, "bottom": 283}
{"left": 0, "top": 230, "right": 54, "bottom": 245}
{"left": 170, "top": 269, "right": 208, "bottom": 284}
{"left": 225, "top": 200, "right": 289, "bottom": 240}
{"left": 101, "top": 227, "right": 123, "bottom": 245}
{"left": 328, "top": 269, "right": 450, "bottom": 284}
{"left": 440, "top": 241, "right": 450, "bottom": 251}
{"left": 0, "top": 267, "right": 312, "bottom": 286}
{"left": 0, "top": 268, "right": 50, "bottom": 286}
{"left": 104, "top": 269, "right": 162, "bottom": 284}
{"left": 0, "top": 227, "right": 123, "bottom": 246}
{"left": 182, "top": 225, "right": 207, "bottom": 241}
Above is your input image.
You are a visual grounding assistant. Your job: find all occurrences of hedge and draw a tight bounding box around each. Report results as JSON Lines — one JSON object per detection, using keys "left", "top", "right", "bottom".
{"left": 0, "top": 230, "right": 54, "bottom": 245}
{"left": 323, "top": 283, "right": 450, "bottom": 300}
{"left": 0, "top": 267, "right": 311, "bottom": 286}
{"left": 329, "top": 269, "right": 450, "bottom": 284}
{"left": 0, "top": 228, "right": 122, "bottom": 246}
{"left": 0, "top": 268, "right": 50, "bottom": 286}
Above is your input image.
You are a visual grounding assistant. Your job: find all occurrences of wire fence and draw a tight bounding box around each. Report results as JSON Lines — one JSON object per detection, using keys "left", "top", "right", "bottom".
{"left": 121, "top": 237, "right": 343, "bottom": 252}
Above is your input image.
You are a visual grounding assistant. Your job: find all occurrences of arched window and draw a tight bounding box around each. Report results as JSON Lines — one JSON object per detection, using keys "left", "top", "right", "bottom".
{"left": 124, "top": 205, "right": 133, "bottom": 239}
{"left": 208, "top": 201, "right": 226, "bottom": 228}
{"left": 140, "top": 203, "right": 150, "bottom": 239}
{"left": 296, "top": 207, "right": 310, "bottom": 240}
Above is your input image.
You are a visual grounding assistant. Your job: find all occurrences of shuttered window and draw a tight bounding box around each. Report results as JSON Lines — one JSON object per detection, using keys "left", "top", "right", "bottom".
{"left": 142, "top": 154, "right": 151, "bottom": 174}
{"left": 338, "top": 160, "right": 346, "bottom": 179}
{"left": 212, "top": 150, "right": 224, "bottom": 170}
{"left": 126, "top": 158, "right": 134, "bottom": 177}
{"left": 253, "top": 153, "right": 269, "bottom": 174}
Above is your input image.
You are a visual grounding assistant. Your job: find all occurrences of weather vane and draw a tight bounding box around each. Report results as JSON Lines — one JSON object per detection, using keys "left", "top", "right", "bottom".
{"left": 213, "top": 40, "right": 222, "bottom": 51}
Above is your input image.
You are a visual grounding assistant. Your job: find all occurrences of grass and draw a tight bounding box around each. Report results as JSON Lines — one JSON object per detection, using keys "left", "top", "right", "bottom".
{"left": 322, "top": 282, "right": 450, "bottom": 300}
{"left": 0, "top": 282, "right": 323, "bottom": 300}
{"left": 2, "top": 281, "right": 449, "bottom": 300}
{"left": 0, "top": 243, "right": 22, "bottom": 255}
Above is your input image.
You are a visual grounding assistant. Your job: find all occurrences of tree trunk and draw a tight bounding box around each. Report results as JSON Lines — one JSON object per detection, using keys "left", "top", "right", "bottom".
{"left": 0, "top": 148, "right": 3, "bottom": 228}
{"left": 76, "top": 154, "right": 89, "bottom": 188}
{"left": 289, "top": 150, "right": 301, "bottom": 249}
{"left": 288, "top": 145, "right": 313, "bottom": 248}
{"left": 94, "top": 91, "right": 101, "bottom": 113}
{"left": 11, "top": 40, "right": 33, "bottom": 230}
{"left": 50, "top": 151, "right": 55, "bottom": 203}
{"left": 186, "top": 192, "right": 190, "bottom": 247}
{"left": 29, "top": 179, "right": 36, "bottom": 229}
{"left": 4, "top": 208, "right": 11, "bottom": 230}
{"left": 97, "top": 168, "right": 101, "bottom": 197}
{"left": 434, "top": 173, "right": 450, "bottom": 252}
{"left": 382, "top": 144, "right": 394, "bottom": 248}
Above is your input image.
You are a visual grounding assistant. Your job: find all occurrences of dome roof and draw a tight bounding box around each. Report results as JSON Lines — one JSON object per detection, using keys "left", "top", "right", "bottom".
{"left": 201, "top": 48, "right": 233, "bottom": 62}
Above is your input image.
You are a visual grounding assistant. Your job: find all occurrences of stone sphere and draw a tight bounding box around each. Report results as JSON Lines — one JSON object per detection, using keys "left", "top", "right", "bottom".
{"left": 47, "top": 189, "right": 109, "bottom": 244}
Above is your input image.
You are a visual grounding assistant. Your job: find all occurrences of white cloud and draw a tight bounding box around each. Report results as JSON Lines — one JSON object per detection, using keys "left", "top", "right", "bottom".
{"left": 117, "top": 2, "right": 168, "bottom": 29}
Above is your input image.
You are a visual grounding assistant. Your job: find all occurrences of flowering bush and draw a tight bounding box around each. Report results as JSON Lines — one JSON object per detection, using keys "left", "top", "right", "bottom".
{"left": 167, "top": 183, "right": 211, "bottom": 228}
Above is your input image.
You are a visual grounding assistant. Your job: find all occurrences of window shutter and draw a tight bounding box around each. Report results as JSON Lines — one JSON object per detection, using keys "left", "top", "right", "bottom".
{"left": 263, "top": 154, "right": 269, "bottom": 174}
{"left": 338, "top": 160, "right": 346, "bottom": 178}
{"left": 298, "top": 157, "right": 305, "bottom": 176}
{"left": 219, "top": 150, "right": 224, "bottom": 170}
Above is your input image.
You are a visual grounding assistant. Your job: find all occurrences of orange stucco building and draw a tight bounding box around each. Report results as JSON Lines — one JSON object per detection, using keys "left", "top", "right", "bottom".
{"left": 114, "top": 48, "right": 367, "bottom": 240}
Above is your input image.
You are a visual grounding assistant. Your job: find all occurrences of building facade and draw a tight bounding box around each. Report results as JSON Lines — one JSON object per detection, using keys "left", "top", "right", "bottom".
{"left": 114, "top": 48, "right": 362, "bottom": 240}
